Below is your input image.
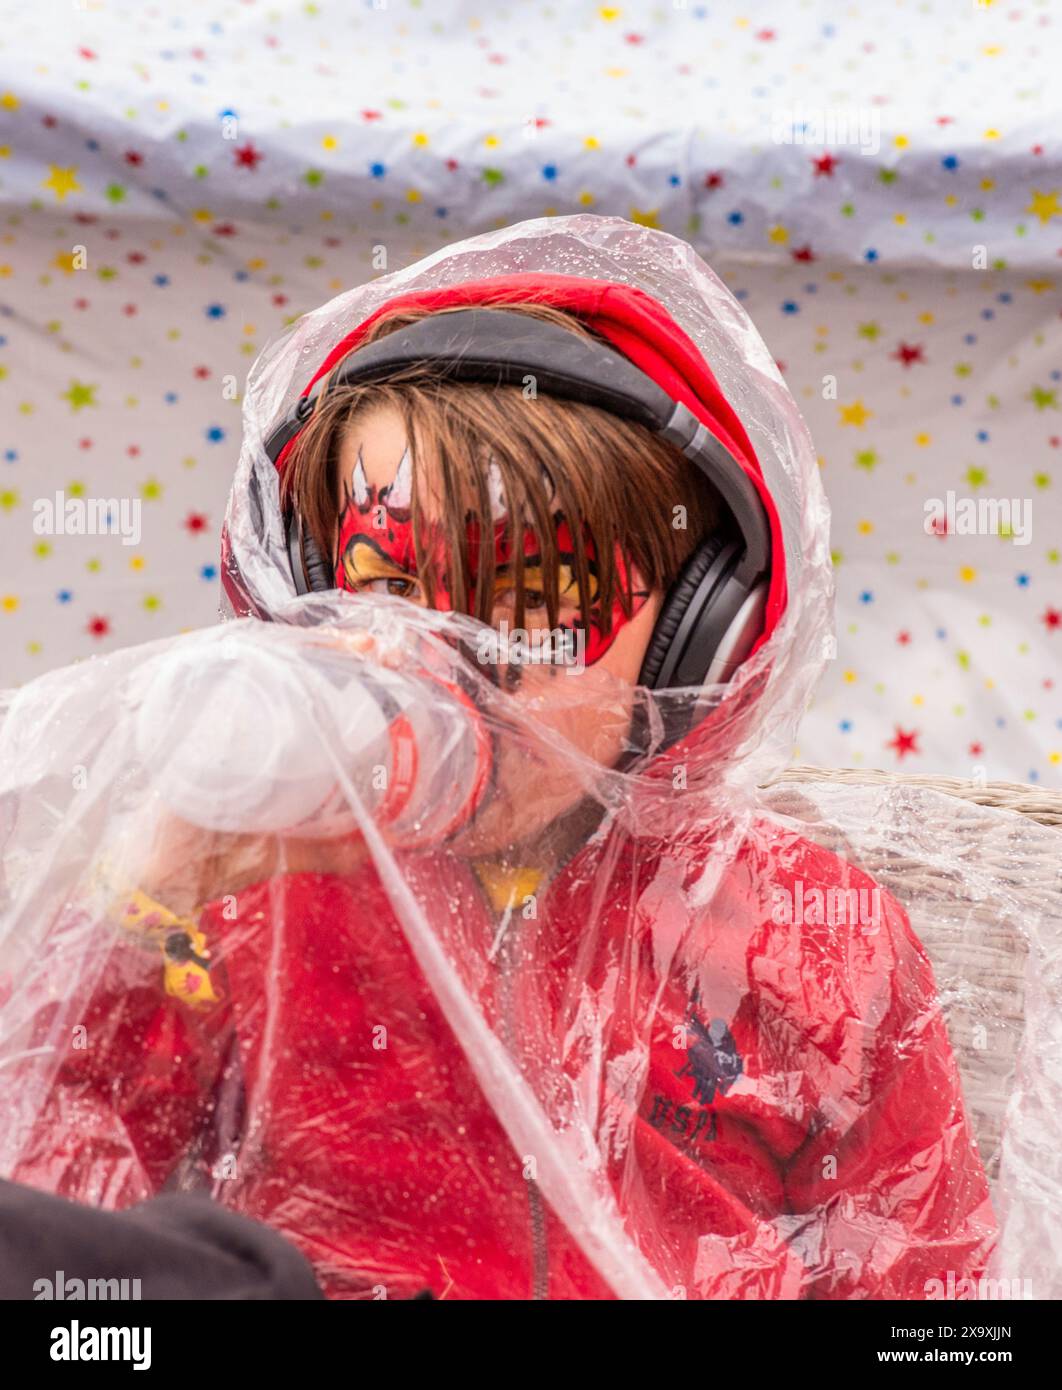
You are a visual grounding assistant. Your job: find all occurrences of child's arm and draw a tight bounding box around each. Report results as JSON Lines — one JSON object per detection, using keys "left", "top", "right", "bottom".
{"left": 1, "top": 885, "right": 235, "bottom": 1206}
{"left": 131, "top": 810, "right": 369, "bottom": 919}
{"left": 4, "top": 801, "right": 369, "bottom": 1206}
{"left": 779, "top": 884, "right": 997, "bottom": 1299}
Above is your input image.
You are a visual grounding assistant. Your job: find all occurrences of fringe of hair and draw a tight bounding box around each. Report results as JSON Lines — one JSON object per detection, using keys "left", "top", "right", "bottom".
{"left": 280, "top": 301, "right": 720, "bottom": 636}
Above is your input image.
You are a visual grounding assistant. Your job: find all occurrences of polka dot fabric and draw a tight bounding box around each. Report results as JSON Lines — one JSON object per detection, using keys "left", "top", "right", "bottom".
{"left": 0, "top": 0, "right": 1058, "bottom": 782}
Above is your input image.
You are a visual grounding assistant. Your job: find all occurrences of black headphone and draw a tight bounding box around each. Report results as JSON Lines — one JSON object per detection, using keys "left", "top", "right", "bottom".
{"left": 265, "top": 308, "right": 772, "bottom": 692}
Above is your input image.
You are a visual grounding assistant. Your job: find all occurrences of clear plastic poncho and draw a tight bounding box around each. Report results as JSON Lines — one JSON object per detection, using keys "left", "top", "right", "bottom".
{"left": 1, "top": 215, "right": 1059, "bottom": 1301}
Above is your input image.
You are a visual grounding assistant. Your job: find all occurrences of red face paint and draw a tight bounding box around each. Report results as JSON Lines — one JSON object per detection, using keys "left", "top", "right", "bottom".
{"left": 334, "top": 445, "right": 649, "bottom": 665}
{"left": 335, "top": 443, "right": 431, "bottom": 595}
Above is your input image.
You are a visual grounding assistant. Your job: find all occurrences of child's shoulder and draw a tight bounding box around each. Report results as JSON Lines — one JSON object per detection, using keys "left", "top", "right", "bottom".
{"left": 567, "top": 812, "right": 933, "bottom": 997}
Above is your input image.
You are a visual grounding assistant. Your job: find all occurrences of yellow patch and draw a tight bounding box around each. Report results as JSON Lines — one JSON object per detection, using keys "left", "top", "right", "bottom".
{"left": 474, "top": 863, "right": 544, "bottom": 914}
{"left": 109, "top": 886, "right": 219, "bottom": 1009}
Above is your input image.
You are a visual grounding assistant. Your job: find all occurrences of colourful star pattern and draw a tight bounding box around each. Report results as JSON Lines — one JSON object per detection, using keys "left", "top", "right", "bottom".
{"left": 0, "top": 1, "right": 1059, "bottom": 785}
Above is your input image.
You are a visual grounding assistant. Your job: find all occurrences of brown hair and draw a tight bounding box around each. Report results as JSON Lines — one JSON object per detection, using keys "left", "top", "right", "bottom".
{"left": 280, "top": 300, "right": 720, "bottom": 636}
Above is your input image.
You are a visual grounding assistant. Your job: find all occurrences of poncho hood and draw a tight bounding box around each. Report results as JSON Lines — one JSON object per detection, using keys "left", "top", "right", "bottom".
{"left": 221, "top": 215, "right": 833, "bottom": 796}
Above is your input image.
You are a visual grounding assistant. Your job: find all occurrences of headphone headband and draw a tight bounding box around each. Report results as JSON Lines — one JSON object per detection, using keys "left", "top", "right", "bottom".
{"left": 267, "top": 308, "right": 770, "bottom": 583}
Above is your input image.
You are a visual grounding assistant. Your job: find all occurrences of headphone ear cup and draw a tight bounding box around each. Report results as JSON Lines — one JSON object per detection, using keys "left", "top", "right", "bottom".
{"left": 286, "top": 511, "right": 335, "bottom": 595}
{"left": 301, "top": 529, "right": 335, "bottom": 593}
{"left": 638, "top": 534, "right": 731, "bottom": 689}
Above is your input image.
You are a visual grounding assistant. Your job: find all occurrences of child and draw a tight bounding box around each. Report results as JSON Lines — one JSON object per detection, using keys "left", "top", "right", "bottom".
{"left": 0, "top": 216, "right": 996, "bottom": 1299}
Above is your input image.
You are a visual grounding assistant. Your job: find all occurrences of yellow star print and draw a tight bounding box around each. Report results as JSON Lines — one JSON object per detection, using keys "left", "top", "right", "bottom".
{"left": 630, "top": 207, "right": 661, "bottom": 228}
{"left": 1026, "top": 190, "right": 1061, "bottom": 225}
{"left": 839, "top": 400, "right": 872, "bottom": 427}
{"left": 42, "top": 165, "right": 83, "bottom": 203}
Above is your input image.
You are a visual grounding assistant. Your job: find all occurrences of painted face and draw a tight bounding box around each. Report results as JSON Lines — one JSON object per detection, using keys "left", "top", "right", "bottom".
{"left": 335, "top": 441, "right": 422, "bottom": 594}
{"left": 334, "top": 437, "right": 650, "bottom": 666}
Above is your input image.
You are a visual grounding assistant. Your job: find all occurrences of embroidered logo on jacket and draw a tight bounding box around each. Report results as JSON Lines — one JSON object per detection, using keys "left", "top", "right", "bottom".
{"left": 645, "top": 1001, "right": 744, "bottom": 1152}
{"left": 675, "top": 1013, "right": 743, "bottom": 1105}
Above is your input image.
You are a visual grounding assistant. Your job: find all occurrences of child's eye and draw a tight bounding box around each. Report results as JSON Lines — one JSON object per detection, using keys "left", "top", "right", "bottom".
{"left": 494, "top": 585, "right": 548, "bottom": 612}
{"left": 363, "top": 577, "right": 420, "bottom": 600}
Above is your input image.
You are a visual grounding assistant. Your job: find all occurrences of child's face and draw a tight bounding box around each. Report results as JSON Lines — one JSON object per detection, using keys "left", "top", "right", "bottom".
{"left": 332, "top": 406, "right": 665, "bottom": 857}
{"left": 332, "top": 405, "right": 663, "bottom": 688}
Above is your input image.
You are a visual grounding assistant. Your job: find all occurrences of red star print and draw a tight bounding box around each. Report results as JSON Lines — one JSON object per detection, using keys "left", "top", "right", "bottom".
{"left": 897, "top": 631, "right": 911, "bottom": 645}
{"left": 124, "top": 150, "right": 144, "bottom": 167}
{"left": 624, "top": 33, "right": 644, "bottom": 45}
{"left": 1043, "top": 607, "right": 1061, "bottom": 632}
{"left": 184, "top": 512, "right": 209, "bottom": 534}
{"left": 194, "top": 365, "right": 211, "bottom": 379}
{"left": 704, "top": 171, "right": 725, "bottom": 189}
{"left": 87, "top": 616, "right": 111, "bottom": 639}
{"left": 234, "top": 142, "right": 263, "bottom": 170}
{"left": 213, "top": 222, "right": 237, "bottom": 237}
{"left": 935, "top": 116, "right": 954, "bottom": 126}
{"left": 361, "top": 110, "right": 383, "bottom": 122}
{"left": 969, "top": 742, "right": 984, "bottom": 757}
{"left": 756, "top": 29, "right": 776, "bottom": 41}
{"left": 791, "top": 244, "right": 815, "bottom": 262}
{"left": 892, "top": 342, "right": 926, "bottom": 367}
{"left": 887, "top": 727, "right": 921, "bottom": 760}
{"left": 812, "top": 153, "right": 839, "bottom": 177}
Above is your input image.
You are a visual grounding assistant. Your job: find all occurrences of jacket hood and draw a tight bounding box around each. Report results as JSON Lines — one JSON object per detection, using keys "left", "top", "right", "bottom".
{"left": 222, "top": 214, "right": 833, "bottom": 794}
